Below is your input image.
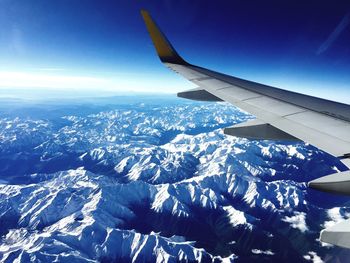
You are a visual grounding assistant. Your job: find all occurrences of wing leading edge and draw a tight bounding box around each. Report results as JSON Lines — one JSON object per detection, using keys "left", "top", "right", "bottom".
{"left": 141, "top": 10, "right": 350, "bottom": 248}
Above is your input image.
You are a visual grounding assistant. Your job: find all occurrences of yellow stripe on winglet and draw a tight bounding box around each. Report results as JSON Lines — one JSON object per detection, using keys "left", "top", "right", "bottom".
{"left": 141, "top": 10, "right": 187, "bottom": 65}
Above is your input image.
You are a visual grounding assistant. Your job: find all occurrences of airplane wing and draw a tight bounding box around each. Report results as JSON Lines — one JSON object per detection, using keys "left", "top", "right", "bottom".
{"left": 141, "top": 10, "right": 350, "bottom": 248}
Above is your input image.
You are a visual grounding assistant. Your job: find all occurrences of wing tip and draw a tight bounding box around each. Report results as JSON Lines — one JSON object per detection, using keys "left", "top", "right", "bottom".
{"left": 140, "top": 10, "right": 188, "bottom": 65}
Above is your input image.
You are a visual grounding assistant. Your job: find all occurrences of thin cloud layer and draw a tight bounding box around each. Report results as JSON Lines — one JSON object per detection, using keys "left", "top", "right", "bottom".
{"left": 317, "top": 13, "right": 350, "bottom": 55}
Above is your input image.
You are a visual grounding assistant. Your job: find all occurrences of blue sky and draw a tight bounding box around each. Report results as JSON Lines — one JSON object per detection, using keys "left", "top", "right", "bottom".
{"left": 0, "top": 1, "right": 349, "bottom": 102}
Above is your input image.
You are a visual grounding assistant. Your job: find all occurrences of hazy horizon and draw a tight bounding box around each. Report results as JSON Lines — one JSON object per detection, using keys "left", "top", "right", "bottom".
{"left": 0, "top": 1, "right": 349, "bottom": 103}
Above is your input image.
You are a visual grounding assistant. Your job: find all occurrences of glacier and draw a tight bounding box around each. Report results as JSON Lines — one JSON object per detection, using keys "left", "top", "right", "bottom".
{"left": 0, "top": 95, "right": 350, "bottom": 262}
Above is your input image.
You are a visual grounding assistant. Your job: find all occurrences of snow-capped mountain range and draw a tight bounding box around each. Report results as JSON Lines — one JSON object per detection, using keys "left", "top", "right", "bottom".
{"left": 0, "top": 96, "right": 350, "bottom": 262}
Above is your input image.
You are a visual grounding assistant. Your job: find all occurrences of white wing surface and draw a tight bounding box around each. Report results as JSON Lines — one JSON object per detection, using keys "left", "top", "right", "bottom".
{"left": 141, "top": 10, "right": 350, "bottom": 249}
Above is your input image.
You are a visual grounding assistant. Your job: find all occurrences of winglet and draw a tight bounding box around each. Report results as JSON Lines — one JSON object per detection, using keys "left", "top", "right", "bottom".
{"left": 141, "top": 10, "right": 188, "bottom": 65}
